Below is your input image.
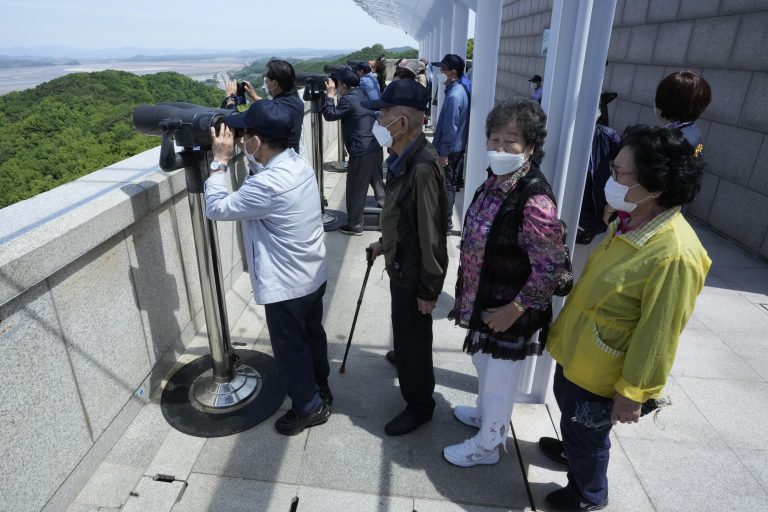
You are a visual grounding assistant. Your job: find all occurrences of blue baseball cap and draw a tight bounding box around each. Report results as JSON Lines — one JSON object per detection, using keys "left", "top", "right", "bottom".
{"left": 332, "top": 67, "right": 360, "bottom": 87}
{"left": 224, "top": 100, "right": 293, "bottom": 139}
{"left": 361, "top": 79, "right": 430, "bottom": 111}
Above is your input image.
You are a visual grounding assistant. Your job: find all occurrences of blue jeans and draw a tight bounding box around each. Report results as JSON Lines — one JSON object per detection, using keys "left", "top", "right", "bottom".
{"left": 553, "top": 364, "right": 612, "bottom": 506}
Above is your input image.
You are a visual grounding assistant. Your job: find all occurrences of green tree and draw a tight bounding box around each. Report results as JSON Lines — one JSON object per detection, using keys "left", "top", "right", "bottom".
{"left": 467, "top": 38, "right": 474, "bottom": 60}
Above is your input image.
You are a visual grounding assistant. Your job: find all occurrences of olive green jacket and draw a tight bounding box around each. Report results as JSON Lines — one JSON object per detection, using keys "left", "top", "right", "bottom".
{"left": 380, "top": 133, "right": 448, "bottom": 300}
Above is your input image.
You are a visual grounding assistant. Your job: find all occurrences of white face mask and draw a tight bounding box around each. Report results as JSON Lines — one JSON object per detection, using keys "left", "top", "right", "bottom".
{"left": 604, "top": 176, "right": 656, "bottom": 213}
{"left": 263, "top": 78, "right": 272, "bottom": 99}
{"left": 487, "top": 149, "right": 528, "bottom": 176}
{"left": 372, "top": 117, "right": 403, "bottom": 148}
{"left": 243, "top": 135, "right": 262, "bottom": 171}
{"left": 529, "top": 82, "right": 537, "bottom": 91}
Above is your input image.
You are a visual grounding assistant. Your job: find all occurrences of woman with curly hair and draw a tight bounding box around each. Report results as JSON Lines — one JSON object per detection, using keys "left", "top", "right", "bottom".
{"left": 540, "top": 125, "right": 712, "bottom": 512}
{"left": 442, "top": 99, "right": 571, "bottom": 467}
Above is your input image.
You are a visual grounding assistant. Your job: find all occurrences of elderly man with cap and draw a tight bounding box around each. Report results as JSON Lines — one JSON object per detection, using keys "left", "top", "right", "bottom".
{"left": 363, "top": 80, "right": 449, "bottom": 436}
{"left": 322, "top": 68, "right": 385, "bottom": 235}
{"left": 529, "top": 74, "right": 543, "bottom": 103}
{"left": 431, "top": 53, "right": 471, "bottom": 234}
{"left": 205, "top": 100, "right": 332, "bottom": 436}
{"left": 355, "top": 61, "right": 381, "bottom": 102}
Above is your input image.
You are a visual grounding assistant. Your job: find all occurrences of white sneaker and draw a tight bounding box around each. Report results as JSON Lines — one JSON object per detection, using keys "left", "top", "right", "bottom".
{"left": 443, "top": 437, "right": 500, "bottom": 467}
{"left": 453, "top": 405, "right": 482, "bottom": 428}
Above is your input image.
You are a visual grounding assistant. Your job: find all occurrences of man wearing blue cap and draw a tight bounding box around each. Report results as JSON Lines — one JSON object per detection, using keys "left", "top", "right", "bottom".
{"left": 362, "top": 80, "right": 449, "bottom": 436}
{"left": 322, "top": 68, "right": 385, "bottom": 235}
{"left": 205, "top": 100, "right": 332, "bottom": 436}
{"left": 431, "top": 54, "right": 471, "bottom": 234}
{"left": 355, "top": 61, "right": 381, "bottom": 102}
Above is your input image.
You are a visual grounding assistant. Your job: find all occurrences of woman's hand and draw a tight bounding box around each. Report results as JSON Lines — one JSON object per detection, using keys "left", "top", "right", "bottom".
{"left": 226, "top": 80, "right": 238, "bottom": 97}
{"left": 483, "top": 302, "right": 525, "bottom": 332}
{"left": 611, "top": 393, "right": 641, "bottom": 425}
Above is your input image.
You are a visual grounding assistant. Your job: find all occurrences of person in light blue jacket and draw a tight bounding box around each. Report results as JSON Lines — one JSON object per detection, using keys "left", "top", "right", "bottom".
{"left": 205, "top": 100, "right": 331, "bottom": 436}
{"left": 431, "top": 54, "right": 471, "bottom": 232}
{"left": 355, "top": 61, "right": 381, "bottom": 101}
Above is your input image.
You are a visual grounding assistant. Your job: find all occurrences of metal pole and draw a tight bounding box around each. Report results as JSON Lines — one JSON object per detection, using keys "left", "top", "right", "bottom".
{"left": 461, "top": 0, "right": 503, "bottom": 221}
{"left": 309, "top": 93, "right": 344, "bottom": 230}
{"left": 527, "top": 0, "right": 617, "bottom": 403}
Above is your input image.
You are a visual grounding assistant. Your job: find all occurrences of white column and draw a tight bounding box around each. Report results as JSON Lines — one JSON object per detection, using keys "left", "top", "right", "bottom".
{"left": 435, "top": 12, "right": 453, "bottom": 129}
{"left": 451, "top": 0, "right": 470, "bottom": 59}
{"left": 525, "top": 0, "right": 617, "bottom": 403}
{"left": 461, "top": 0, "right": 503, "bottom": 219}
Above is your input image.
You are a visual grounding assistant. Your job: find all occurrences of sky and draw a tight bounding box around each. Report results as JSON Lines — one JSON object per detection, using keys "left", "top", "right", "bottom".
{"left": 0, "top": 0, "right": 430, "bottom": 53}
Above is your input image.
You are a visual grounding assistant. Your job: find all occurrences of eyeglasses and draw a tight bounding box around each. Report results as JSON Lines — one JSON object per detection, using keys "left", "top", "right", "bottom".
{"left": 609, "top": 163, "right": 637, "bottom": 181}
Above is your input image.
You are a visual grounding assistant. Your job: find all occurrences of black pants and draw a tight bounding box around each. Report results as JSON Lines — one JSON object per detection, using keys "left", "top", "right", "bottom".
{"left": 264, "top": 282, "right": 329, "bottom": 416}
{"left": 553, "top": 364, "right": 611, "bottom": 506}
{"left": 390, "top": 282, "right": 435, "bottom": 418}
{"left": 346, "top": 149, "right": 385, "bottom": 230}
{"left": 442, "top": 151, "right": 464, "bottom": 230}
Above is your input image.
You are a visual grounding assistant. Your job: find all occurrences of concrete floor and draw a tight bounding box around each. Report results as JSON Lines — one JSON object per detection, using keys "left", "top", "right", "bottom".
{"left": 67, "top": 168, "right": 768, "bottom": 512}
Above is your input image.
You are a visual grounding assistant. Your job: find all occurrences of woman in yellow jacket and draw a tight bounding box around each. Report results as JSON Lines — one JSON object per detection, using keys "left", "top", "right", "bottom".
{"left": 542, "top": 125, "right": 711, "bottom": 512}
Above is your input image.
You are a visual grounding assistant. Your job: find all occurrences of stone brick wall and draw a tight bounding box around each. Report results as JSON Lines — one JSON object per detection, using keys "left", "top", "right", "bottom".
{"left": 496, "top": 0, "right": 768, "bottom": 258}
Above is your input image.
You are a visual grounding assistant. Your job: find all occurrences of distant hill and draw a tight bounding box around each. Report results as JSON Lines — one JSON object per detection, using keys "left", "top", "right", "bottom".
{"left": 0, "top": 46, "right": 356, "bottom": 60}
{"left": 0, "top": 70, "right": 222, "bottom": 208}
{"left": 228, "top": 43, "right": 418, "bottom": 82}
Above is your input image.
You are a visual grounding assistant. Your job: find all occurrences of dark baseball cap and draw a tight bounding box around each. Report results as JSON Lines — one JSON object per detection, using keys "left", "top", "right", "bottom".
{"left": 332, "top": 67, "right": 360, "bottom": 87}
{"left": 361, "top": 79, "right": 430, "bottom": 111}
{"left": 224, "top": 100, "right": 293, "bottom": 139}
{"left": 431, "top": 54, "right": 465, "bottom": 74}
{"left": 355, "top": 61, "right": 372, "bottom": 73}
{"left": 529, "top": 74, "right": 543, "bottom": 83}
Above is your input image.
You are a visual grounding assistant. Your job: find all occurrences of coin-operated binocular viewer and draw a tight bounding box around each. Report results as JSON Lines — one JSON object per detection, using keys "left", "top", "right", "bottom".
{"left": 133, "top": 102, "right": 284, "bottom": 437}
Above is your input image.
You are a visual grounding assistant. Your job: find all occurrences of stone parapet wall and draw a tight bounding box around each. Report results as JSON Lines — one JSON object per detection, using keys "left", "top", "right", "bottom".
{"left": 495, "top": 0, "right": 768, "bottom": 259}
{"left": 0, "top": 104, "right": 340, "bottom": 512}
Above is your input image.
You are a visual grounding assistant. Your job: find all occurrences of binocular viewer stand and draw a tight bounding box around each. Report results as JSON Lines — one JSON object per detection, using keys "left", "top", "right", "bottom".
{"left": 159, "top": 145, "right": 284, "bottom": 438}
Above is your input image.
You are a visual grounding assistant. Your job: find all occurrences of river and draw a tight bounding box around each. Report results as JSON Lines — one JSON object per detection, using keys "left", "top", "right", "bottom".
{"left": 0, "top": 58, "right": 250, "bottom": 95}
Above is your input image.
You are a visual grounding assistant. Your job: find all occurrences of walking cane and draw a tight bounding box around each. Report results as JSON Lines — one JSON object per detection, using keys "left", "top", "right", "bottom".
{"left": 339, "top": 247, "right": 374, "bottom": 373}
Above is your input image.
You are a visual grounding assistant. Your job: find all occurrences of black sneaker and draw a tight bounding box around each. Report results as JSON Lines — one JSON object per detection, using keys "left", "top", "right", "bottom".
{"left": 539, "top": 436, "right": 568, "bottom": 466}
{"left": 275, "top": 402, "right": 330, "bottom": 436}
{"left": 385, "top": 350, "right": 397, "bottom": 366}
{"left": 545, "top": 488, "right": 607, "bottom": 511}
{"left": 339, "top": 224, "right": 363, "bottom": 236}
{"left": 319, "top": 384, "right": 334, "bottom": 407}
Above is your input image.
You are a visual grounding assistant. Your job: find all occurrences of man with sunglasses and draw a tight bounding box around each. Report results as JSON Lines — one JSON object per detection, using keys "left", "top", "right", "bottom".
{"left": 205, "top": 100, "right": 332, "bottom": 436}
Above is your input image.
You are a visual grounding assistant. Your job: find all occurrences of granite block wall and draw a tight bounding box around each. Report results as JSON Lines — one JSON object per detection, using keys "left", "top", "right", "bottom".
{"left": 496, "top": 0, "right": 768, "bottom": 258}
{"left": 0, "top": 106, "right": 339, "bottom": 511}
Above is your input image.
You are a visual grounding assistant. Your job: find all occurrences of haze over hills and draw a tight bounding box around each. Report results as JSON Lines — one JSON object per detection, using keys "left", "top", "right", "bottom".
{"left": 0, "top": 46, "right": 359, "bottom": 61}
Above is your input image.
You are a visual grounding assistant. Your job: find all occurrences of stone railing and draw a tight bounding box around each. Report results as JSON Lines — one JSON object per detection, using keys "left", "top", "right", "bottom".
{"left": 0, "top": 103, "right": 341, "bottom": 512}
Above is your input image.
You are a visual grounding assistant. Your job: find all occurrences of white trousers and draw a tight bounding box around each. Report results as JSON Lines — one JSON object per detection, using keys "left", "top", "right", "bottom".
{"left": 472, "top": 352, "right": 526, "bottom": 450}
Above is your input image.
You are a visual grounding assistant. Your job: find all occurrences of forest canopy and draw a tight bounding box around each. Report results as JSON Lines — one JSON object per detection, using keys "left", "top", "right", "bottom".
{"left": 0, "top": 70, "right": 222, "bottom": 208}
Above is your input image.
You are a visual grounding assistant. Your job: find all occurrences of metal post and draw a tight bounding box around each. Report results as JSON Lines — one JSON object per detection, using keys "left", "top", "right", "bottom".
{"left": 526, "top": 0, "right": 617, "bottom": 403}
{"left": 185, "top": 154, "right": 260, "bottom": 410}
{"left": 452, "top": 0, "right": 470, "bottom": 60}
{"left": 309, "top": 94, "right": 345, "bottom": 230}
{"left": 462, "top": 0, "right": 503, "bottom": 221}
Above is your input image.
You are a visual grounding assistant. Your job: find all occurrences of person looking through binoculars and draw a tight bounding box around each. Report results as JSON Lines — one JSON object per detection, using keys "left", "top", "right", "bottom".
{"left": 205, "top": 100, "right": 332, "bottom": 437}
{"left": 222, "top": 59, "right": 304, "bottom": 153}
{"left": 322, "top": 68, "right": 385, "bottom": 236}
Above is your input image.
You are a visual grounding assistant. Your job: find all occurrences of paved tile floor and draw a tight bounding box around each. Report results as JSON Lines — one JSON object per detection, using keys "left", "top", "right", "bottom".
{"left": 67, "top": 171, "right": 768, "bottom": 512}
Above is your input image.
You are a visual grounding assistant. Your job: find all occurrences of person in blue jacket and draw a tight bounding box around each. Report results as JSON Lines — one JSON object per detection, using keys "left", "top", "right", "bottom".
{"left": 431, "top": 54, "right": 471, "bottom": 233}
{"left": 222, "top": 59, "right": 305, "bottom": 154}
{"left": 355, "top": 61, "right": 381, "bottom": 101}
{"left": 322, "top": 68, "right": 385, "bottom": 235}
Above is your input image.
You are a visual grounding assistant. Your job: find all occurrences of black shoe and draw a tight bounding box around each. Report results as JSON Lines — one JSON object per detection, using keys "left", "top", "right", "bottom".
{"left": 339, "top": 224, "right": 363, "bottom": 236}
{"left": 384, "top": 409, "right": 431, "bottom": 436}
{"left": 275, "top": 402, "right": 330, "bottom": 436}
{"left": 385, "top": 350, "right": 397, "bottom": 366}
{"left": 539, "top": 436, "right": 568, "bottom": 466}
{"left": 545, "top": 488, "right": 607, "bottom": 512}
{"left": 318, "top": 384, "right": 334, "bottom": 407}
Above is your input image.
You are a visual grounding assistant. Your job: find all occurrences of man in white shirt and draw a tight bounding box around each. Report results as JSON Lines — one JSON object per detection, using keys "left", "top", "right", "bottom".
{"left": 205, "top": 100, "right": 331, "bottom": 436}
